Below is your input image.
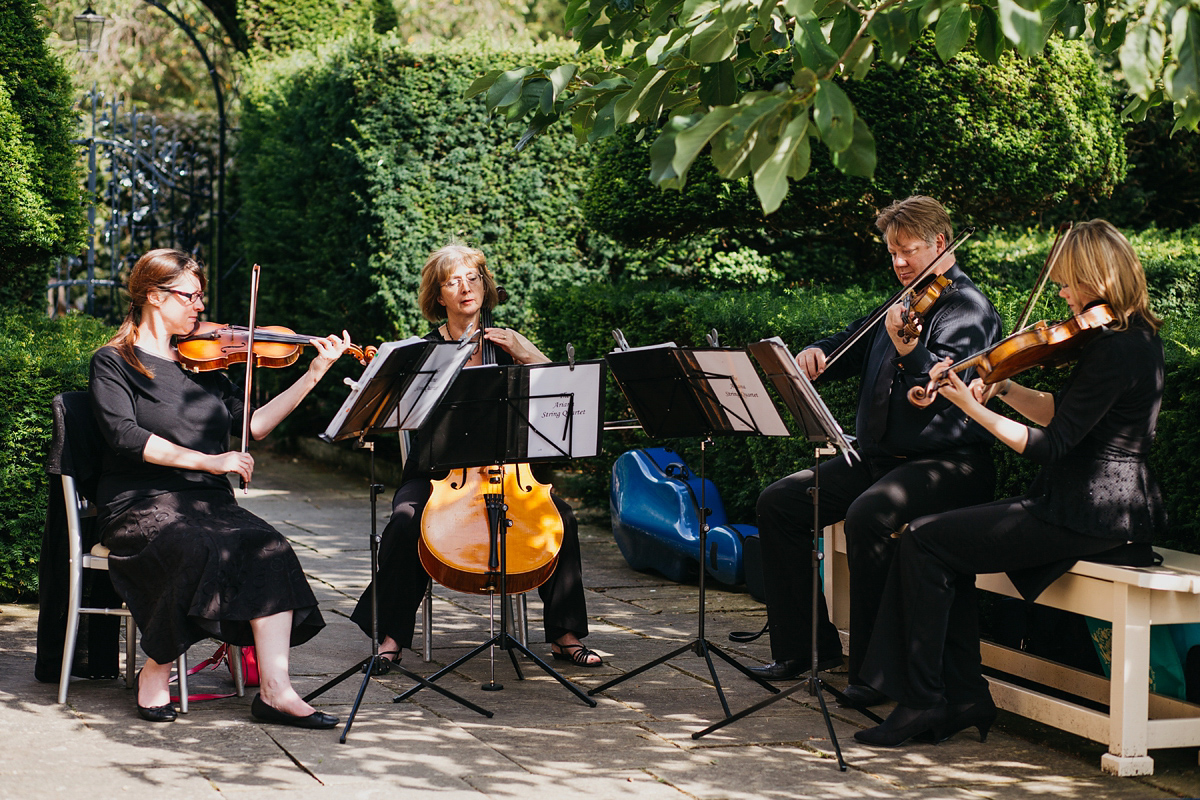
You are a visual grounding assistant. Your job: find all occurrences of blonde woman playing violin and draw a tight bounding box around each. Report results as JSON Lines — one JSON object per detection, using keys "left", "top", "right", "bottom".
{"left": 856, "top": 220, "right": 1168, "bottom": 748}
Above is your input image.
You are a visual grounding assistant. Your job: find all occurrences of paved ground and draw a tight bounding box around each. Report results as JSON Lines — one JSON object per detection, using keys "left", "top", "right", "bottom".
{"left": 4, "top": 449, "right": 1200, "bottom": 799}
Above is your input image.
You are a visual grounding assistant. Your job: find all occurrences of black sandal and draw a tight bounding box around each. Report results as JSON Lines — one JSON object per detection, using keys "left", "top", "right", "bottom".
{"left": 363, "top": 649, "right": 401, "bottom": 675}
{"left": 551, "top": 642, "right": 603, "bottom": 667}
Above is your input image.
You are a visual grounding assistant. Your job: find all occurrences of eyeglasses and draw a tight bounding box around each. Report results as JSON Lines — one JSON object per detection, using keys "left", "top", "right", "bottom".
{"left": 442, "top": 273, "right": 481, "bottom": 290}
{"left": 159, "top": 287, "right": 205, "bottom": 304}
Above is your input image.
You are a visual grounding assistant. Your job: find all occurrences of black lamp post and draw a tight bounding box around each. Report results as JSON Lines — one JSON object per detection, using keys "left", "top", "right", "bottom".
{"left": 73, "top": 1, "right": 227, "bottom": 321}
{"left": 73, "top": 6, "right": 106, "bottom": 53}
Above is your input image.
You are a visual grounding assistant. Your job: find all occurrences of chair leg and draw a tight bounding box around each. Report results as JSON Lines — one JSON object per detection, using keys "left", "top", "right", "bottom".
{"left": 124, "top": 615, "right": 136, "bottom": 689}
{"left": 58, "top": 600, "right": 82, "bottom": 704}
{"left": 177, "top": 653, "right": 189, "bottom": 714}
{"left": 229, "top": 645, "right": 245, "bottom": 697}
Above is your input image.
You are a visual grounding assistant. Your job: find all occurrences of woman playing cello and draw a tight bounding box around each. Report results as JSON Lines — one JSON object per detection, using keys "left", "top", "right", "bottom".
{"left": 349, "top": 244, "right": 601, "bottom": 669}
{"left": 855, "top": 220, "right": 1169, "bottom": 747}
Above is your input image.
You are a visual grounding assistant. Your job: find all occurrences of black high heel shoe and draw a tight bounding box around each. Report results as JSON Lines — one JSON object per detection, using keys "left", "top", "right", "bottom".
{"left": 853, "top": 702, "right": 947, "bottom": 747}
{"left": 134, "top": 668, "right": 177, "bottom": 723}
{"left": 927, "top": 698, "right": 997, "bottom": 743}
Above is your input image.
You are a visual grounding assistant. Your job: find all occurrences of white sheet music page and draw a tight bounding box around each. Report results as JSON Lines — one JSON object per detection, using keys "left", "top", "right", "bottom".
{"left": 689, "top": 349, "right": 790, "bottom": 436}
{"left": 526, "top": 362, "right": 603, "bottom": 459}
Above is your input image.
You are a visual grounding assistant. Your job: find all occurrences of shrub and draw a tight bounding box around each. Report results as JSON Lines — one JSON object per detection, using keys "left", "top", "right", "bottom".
{"left": 0, "top": 311, "right": 114, "bottom": 600}
{"left": 0, "top": 0, "right": 85, "bottom": 309}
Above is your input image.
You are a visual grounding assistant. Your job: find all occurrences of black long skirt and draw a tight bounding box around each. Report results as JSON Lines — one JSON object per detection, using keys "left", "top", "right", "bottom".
{"left": 99, "top": 488, "right": 325, "bottom": 664}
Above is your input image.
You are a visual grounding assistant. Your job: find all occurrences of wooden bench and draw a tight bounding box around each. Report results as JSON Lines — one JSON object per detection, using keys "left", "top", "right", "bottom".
{"left": 822, "top": 521, "right": 1200, "bottom": 776}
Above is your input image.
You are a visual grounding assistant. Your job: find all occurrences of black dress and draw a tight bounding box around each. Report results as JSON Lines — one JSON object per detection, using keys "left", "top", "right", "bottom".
{"left": 350, "top": 329, "right": 590, "bottom": 649}
{"left": 860, "top": 313, "right": 1169, "bottom": 708}
{"left": 89, "top": 346, "right": 324, "bottom": 665}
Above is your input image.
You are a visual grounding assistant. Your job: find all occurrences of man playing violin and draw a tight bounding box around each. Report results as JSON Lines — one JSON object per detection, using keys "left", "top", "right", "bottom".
{"left": 749, "top": 196, "right": 1003, "bottom": 710}
{"left": 855, "top": 219, "right": 1168, "bottom": 747}
{"left": 349, "top": 244, "right": 602, "bottom": 669}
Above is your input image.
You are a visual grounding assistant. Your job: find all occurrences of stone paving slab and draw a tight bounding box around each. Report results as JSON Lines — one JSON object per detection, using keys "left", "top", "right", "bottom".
{"left": 4, "top": 449, "right": 1199, "bottom": 799}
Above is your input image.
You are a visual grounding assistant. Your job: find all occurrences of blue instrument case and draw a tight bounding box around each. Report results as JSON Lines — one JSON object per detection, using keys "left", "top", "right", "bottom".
{"left": 610, "top": 447, "right": 757, "bottom": 588}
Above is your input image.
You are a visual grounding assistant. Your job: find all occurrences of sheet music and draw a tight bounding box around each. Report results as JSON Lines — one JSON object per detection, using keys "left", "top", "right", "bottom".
{"left": 526, "top": 362, "right": 604, "bottom": 459}
{"left": 385, "top": 338, "right": 476, "bottom": 430}
{"left": 687, "top": 349, "right": 790, "bottom": 436}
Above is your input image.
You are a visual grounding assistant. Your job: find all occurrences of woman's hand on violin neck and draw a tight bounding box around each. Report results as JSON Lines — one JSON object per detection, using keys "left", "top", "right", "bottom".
{"left": 928, "top": 358, "right": 974, "bottom": 409}
{"left": 484, "top": 327, "right": 549, "bottom": 365}
{"left": 305, "top": 330, "right": 353, "bottom": 379}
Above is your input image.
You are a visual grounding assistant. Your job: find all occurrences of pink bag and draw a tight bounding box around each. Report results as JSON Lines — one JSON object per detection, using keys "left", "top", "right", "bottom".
{"left": 170, "top": 643, "right": 259, "bottom": 702}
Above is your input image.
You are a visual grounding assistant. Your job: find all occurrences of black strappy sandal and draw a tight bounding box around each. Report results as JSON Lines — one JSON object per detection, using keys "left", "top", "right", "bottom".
{"left": 363, "top": 649, "right": 401, "bottom": 675}
{"left": 551, "top": 642, "right": 603, "bottom": 667}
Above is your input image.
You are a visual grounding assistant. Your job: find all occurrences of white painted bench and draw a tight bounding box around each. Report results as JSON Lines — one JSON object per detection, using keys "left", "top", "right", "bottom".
{"left": 822, "top": 521, "right": 1200, "bottom": 776}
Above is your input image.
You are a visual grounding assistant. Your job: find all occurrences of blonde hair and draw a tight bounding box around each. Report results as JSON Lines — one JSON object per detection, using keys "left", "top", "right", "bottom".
{"left": 1053, "top": 220, "right": 1161, "bottom": 333}
{"left": 104, "top": 249, "right": 206, "bottom": 378}
{"left": 875, "top": 196, "right": 954, "bottom": 248}
{"left": 416, "top": 244, "right": 500, "bottom": 324}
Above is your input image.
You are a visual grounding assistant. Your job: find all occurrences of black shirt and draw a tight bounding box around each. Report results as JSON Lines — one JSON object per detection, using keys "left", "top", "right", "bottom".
{"left": 89, "top": 345, "right": 246, "bottom": 518}
{"left": 810, "top": 264, "right": 1004, "bottom": 458}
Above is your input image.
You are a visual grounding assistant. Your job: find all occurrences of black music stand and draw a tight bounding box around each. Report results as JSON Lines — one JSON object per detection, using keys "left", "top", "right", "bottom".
{"left": 304, "top": 336, "right": 494, "bottom": 743}
{"left": 691, "top": 338, "right": 872, "bottom": 771}
{"left": 392, "top": 358, "right": 606, "bottom": 708}
{"left": 590, "top": 343, "right": 791, "bottom": 718}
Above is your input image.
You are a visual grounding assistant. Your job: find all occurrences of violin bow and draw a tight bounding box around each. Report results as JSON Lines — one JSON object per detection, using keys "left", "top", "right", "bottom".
{"left": 823, "top": 226, "right": 976, "bottom": 370}
{"left": 1010, "top": 222, "right": 1072, "bottom": 336}
{"left": 240, "top": 264, "right": 261, "bottom": 492}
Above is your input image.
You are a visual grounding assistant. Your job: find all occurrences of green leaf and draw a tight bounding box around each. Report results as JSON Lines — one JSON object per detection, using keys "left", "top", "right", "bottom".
{"left": 689, "top": 16, "right": 739, "bottom": 62}
{"left": 1164, "top": 7, "right": 1200, "bottom": 106}
{"left": 1170, "top": 97, "right": 1200, "bottom": 134}
{"left": 812, "top": 79, "right": 855, "bottom": 152}
{"left": 700, "top": 60, "right": 739, "bottom": 107}
{"left": 614, "top": 68, "right": 676, "bottom": 124}
{"left": 783, "top": 0, "right": 817, "bottom": 18}
{"left": 1055, "top": 0, "right": 1085, "bottom": 39}
{"left": 547, "top": 64, "right": 578, "bottom": 102}
{"left": 648, "top": 0, "right": 679, "bottom": 28}
{"left": 829, "top": 5, "right": 859, "bottom": 54}
{"left": 975, "top": 4, "right": 1005, "bottom": 64}
{"left": 486, "top": 67, "right": 536, "bottom": 112}
{"left": 935, "top": 3, "right": 971, "bottom": 62}
{"left": 465, "top": 69, "right": 504, "bottom": 100}
{"left": 752, "top": 112, "right": 810, "bottom": 214}
{"left": 998, "top": 0, "right": 1043, "bottom": 59}
{"left": 649, "top": 108, "right": 738, "bottom": 188}
{"left": 714, "top": 94, "right": 786, "bottom": 178}
{"left": 830, "top": 114, "right": 876, "bottom": 177}
{"left": 1120, "top": 18, "right": 1165, "bottom": 100}
{"left": 869, "top": 8, "right": 913, "bottom": 70}
{"left": 794, "top": 14, "right": 840, "bottom": 72}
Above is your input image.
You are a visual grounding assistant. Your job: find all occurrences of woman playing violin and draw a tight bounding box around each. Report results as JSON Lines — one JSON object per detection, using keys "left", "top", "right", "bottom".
{"left": 856, "top": 220, "right": 1169, "bottom": 747}
{"left": 349, "top": 244, "right": 601, "bottom": 669}
{"left": 90, "top": 249, "right": 353, "bottom": 727}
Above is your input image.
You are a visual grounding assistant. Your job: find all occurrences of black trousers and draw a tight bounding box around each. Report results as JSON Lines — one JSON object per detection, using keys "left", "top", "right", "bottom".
{"left": 757, "top": 447, "right": 994, "bottom": 683}
{"left": 350, "top": 480, "right": 590, "bottom": 650}
{"left": 860, "top": 497, "right": 1120, "bottom": 708}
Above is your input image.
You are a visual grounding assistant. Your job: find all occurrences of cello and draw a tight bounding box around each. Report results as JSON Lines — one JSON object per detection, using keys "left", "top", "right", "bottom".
{"left": 416, "top": 294, "right": 566, "bottom": 595}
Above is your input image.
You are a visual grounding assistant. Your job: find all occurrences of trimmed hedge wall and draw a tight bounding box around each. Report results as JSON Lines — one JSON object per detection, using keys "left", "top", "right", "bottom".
{"left": 0, "top": 311, "right": 114, "bottom": 600}
{"left": 531, "top": 228, "right": 1200, "bottom": 553}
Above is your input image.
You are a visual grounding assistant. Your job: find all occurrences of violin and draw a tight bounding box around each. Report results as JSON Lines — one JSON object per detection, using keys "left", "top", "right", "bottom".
{"left": 897, "top": 275, "right": 952, "bottom": 344}
{"left": 907, "top": 304, "right": 1115, "bottom": 407}
{"left": 417, "top": 289, "right": 566, "bottom": 595}
{"left": 175, "top": 320, "right": 377, "bottom": 372}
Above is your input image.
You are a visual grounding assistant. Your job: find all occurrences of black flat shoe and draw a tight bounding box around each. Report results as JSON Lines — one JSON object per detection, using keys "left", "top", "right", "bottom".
{"left": 854, "top": 703, "right": 948, "bottom": 747}
{"left": 837, "top": 684, "right": 890, "bottom": 709}
{"left": 926, "top": 697, "right": 997, "bottom": 743}
{"left": 134, "top": 668, "right": 177, "bottom": 722}
{"left": 250, "top": 693, "right": 339, "bottom": 729}
{"left": 747, "top": 654, "right": 843, "bottom": 682}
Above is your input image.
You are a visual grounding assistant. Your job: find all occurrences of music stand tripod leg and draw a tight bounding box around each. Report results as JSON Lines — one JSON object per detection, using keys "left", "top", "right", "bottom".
{"left": 589, "top": 439, "right": 776, "bottom": 715}
{"left": 691, "top": 445, "right": 882, "bottom": 758}
{"left": 303, "top": 443, "right": 493, "bottom": 742}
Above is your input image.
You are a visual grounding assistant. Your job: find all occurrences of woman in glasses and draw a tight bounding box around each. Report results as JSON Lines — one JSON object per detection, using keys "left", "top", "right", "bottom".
{"left": 350, "top": 243, "right": 602, "bottom": 669}
{"left": 89, "top": 248, "right": 352, "bottom": 727}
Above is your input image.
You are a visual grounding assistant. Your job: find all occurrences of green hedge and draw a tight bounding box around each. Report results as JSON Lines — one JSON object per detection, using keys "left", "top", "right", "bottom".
{"left": 0, "top": 311, "right": 114, "bottom": 600}
{"left": 533, "top": 227, "right": 1200, "bottom": 553}
{"left": 0, "top": 0, "right": 84, "bottom": 310}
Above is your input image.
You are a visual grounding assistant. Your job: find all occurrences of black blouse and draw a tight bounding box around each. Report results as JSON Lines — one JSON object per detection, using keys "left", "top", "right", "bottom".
{"left": 89, "top": 345, "right": 247, "bottom": 518}
{"left": 1021, "top": 314, "right": 1168, "bottom": 543}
